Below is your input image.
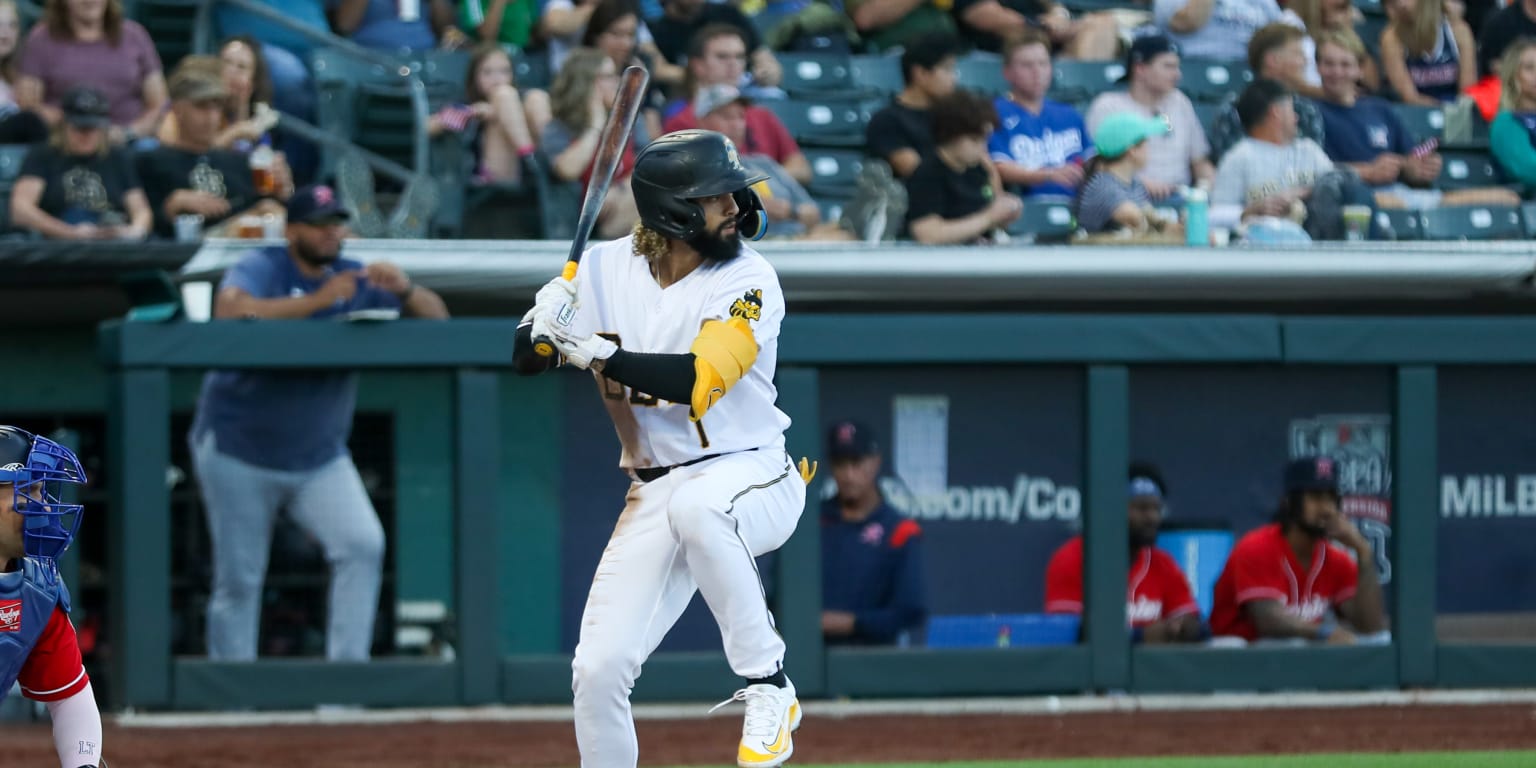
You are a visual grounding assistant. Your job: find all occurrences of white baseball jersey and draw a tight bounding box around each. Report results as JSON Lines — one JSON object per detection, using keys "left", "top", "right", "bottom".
{"left": 569, "top": 234, "right": 791, "bottom": 469}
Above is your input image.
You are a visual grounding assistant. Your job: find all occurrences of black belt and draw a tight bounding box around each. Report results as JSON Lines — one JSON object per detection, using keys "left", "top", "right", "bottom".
{"left": 633, "top": 447, "right": 759, "bottom": 483}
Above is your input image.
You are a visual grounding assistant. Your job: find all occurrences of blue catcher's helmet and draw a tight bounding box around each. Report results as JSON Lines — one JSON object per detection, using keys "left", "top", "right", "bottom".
{"left": 0, "top": 426, "right": 87, "bottom": 561}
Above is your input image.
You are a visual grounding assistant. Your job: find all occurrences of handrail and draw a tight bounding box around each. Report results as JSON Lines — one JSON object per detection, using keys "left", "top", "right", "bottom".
{"left": 191, "top": 0, "right": 432, "bottom": 174}
{"left": 274, "top": 111, "right": 419, "bottom": 187}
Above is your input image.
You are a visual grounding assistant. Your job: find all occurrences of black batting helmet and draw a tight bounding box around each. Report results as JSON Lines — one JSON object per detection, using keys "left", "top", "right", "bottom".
{"left": 632, "top": 130, "right": 769, "bottom": 242}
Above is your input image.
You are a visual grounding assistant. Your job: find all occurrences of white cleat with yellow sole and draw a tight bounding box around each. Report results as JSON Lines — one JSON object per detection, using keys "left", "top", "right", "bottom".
{"left": 711, "top": 679, "right": 802, "bottom": 767}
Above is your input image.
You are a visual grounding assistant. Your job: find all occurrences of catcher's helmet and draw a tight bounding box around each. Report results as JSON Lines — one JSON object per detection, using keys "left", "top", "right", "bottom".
{"left": 0, "top": 426, "right": 88, "bottom": 561}
{"left": 632, "top": 130, "right": 770, "bottom": 242}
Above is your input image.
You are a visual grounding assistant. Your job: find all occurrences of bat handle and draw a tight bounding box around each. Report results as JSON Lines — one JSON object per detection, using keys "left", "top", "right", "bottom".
{"left": 533, "top": 262, "right": 581, "bottom": 358}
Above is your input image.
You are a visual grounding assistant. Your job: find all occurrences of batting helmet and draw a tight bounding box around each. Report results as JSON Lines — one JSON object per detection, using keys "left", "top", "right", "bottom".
{"left": 0, "top": 426, "right": 88, "bottom": 561}
{"left": 632, "top": 130, "right": 769, "bottom": 242}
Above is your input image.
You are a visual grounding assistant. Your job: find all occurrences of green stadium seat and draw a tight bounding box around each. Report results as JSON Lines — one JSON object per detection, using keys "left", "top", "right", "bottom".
{"left": 1355, "top": 0, "right": 1384, "bottom": 16}
{"left": 1436, "top": 150, "right": 1505, "bottom": 190}
{"left": 777, "top": 52, "right": 858, "bottom": 97}
{"left": 1181, "top": 59, "right": 1252, "bottom": 103}
{"left": 1392, "top": 104, "right": 1445, "bottom": 144}
{"left": 955, "top": 51, "right": 1007, "bottom": 97}
{"left": 1050, "top": 59, "right": 1125, "bottom": 104}
{"left": 513, "top": 49, "right": 551, "bottom": 91}
{"left": 128, "top": 0, "right": 197, "bottom": 71}
{"left": 1193, "top": 101, "right": 1224, "bottom": 139}
{"left": 761, "top": 97, "right": 871, "bottom": 148}
{"left": 1374, "top": 208, "right": 1423, "bottom": 241}
{"left": 0, "top": 144, "right": 29, "bottom": 234}
{"left": 849, "top": 54, "right": 904, "bottom": 97}
{"left": 803, "top": 148, "right": 864, "bottom": 198}
{"left": 420, "top": 49, "right": 471, "bottom": 90}
{"left": 1523, "top": 202, "right": 1536, "bottom": 238}
{"left": 1005, "top": 199, "right": 1076, "bottom": 243}
{"left": 1421, "top": 205, "right": 1522, "bottom": 240}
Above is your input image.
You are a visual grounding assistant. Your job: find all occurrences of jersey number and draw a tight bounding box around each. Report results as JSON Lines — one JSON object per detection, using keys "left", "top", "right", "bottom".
{"left": 596, "top": 333, "right": 710, "bottom": 449}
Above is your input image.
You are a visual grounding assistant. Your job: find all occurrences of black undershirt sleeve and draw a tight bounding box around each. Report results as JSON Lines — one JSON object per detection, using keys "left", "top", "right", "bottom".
{"left": 600, "top": 349, "right": 697, "bottom": 404}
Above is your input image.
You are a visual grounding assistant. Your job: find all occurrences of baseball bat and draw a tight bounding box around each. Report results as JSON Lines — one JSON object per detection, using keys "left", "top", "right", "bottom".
{"left": 532, "top": 64, "right": 651, "bottom": 358}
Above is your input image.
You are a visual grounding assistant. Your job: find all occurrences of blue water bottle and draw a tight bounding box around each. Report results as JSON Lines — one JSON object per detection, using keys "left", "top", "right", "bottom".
{"left": 1185, "top": 186, "right": 1209, "bottom": 247}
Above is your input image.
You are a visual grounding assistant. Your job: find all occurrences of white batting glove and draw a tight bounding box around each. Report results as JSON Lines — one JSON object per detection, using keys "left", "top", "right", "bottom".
{"left": 530, "top": 313, "right": 617, "bottom": 370}
{"left": 524, "top": 276, "right": 578, "bottom": 324}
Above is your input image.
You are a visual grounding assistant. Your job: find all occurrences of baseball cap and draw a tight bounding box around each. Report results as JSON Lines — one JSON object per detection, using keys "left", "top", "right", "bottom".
{"left": 168, "top": 61, "right": 230, "bottom": 104}
{"left": 694, "top": 84, "right": 749, "bottom": 119}
{"left": 286, "top": 184, "right": 350, "bottom": 225}
{"left": 1094, "top": 112, "right": 1170, "bottom": 160}
{"left": 1119, "top": 34, "right": 1178, "bottom": 83}
{"left": 1285, "top": 456, "right": 1339, "bottom": 494}
{"left": 827, "top": 420, "right": 879, "bottom": 460}
{"left": 61, "top": 87, "right": 111, "bottom": 129}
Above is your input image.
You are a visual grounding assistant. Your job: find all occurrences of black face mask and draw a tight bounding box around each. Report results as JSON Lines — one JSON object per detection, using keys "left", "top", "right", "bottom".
{"left": 688, "top": 220, "right": 743, "bottom": 263}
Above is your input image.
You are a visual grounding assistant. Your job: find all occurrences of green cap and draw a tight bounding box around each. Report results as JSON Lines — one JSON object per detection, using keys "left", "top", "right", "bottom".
{"left": 1094, "top": 112, "right": 1170, "bottom": 160}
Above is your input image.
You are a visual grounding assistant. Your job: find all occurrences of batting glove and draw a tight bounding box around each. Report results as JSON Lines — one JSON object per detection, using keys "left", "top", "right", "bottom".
{"left": 530, "top": 314, "right": 617, "bottom": 370}
{"left": 524, "top": 276, "right": 578, "bottom": 324}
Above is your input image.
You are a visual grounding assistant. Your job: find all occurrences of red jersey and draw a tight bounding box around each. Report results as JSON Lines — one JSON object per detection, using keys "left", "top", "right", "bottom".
{"left": 662, "top": 104, "right": 801, "bottom": 165}
{"left": 18, "top": 606, "right": 90, "bottom": 701}
{"left": 1043, "top": 536, "right": 1199, "bottom": 628}
{"left": 1209, "top": 523, "right": 1358, "bottom": 641}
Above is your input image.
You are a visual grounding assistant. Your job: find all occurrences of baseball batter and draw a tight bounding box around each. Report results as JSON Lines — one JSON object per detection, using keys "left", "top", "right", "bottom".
{"left": 514, "top": 129, "right": 810, "bottom": 768}
{"left": 0, "top": 426, "right": 105, "bottom": 768}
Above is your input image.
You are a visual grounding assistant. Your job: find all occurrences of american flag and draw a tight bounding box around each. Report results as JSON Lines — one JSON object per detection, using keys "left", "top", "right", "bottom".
{"left": 436, "top": 104, "right": 476, "bottom": 132}
{"left": 1409, "top": 137, "right": 1438, "bottom": 159}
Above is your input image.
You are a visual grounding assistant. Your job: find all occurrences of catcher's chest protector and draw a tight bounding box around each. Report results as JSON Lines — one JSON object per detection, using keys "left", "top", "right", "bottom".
{"left": 0, "top": 558, "right": 71, "bottom": 701}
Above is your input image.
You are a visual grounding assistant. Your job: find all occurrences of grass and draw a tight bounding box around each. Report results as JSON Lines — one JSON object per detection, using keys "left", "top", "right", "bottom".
{"left": 746, "top": 754, "right": 1536, "bottom": 768}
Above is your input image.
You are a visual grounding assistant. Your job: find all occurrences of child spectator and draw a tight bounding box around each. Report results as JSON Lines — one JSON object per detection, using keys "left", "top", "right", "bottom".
{"left": 540, "top": 48, "right": 640, "bottom": 238}
{"left": 1076, "top": 113, "right": 1183, "bottom": 236}
{"left": 988, "top": 30, "right": 1091, "bottom": 198}
{"left": 9, "top": 86, "right": 150, "bottom": 240}
{"left": 865, "top": 31, "right": 961, "bottom": 179}
{"left": 905, "top": 89, "right": 1023, "bottom": 244}
{"left": 1380, "top": 0, "right": 1476, "bottom": 105}
{"left": 15, "top": 0, "right": 165, "bottom": 145}
{"left": 429, "top": 43, "right": 537, "bottom": 184}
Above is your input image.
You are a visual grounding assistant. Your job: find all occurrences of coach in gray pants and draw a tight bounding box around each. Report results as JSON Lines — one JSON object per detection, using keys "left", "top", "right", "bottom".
{"left": 190, "top": 185, "right": 449, "bottom": 661}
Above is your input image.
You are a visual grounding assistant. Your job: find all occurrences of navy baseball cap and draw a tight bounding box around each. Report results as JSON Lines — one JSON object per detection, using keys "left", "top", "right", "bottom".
{"left": 1285, "top": 456, "right": 1339, "bottom": 494}
{"left": 286, "top": 184, "right": 350, "bottom": 225}
{"left": 827, "top": 420, "right": 879, "bottom": 460}
{"left": 61, "top": 86, "right": 111, "bottom": 129}
{"left": 1119, "top": 34, "right": 1178, "bottom": 83}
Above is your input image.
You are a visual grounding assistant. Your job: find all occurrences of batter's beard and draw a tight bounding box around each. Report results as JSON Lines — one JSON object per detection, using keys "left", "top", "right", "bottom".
{"left": 688, "top": 222, "right": 742, "bottom": 263}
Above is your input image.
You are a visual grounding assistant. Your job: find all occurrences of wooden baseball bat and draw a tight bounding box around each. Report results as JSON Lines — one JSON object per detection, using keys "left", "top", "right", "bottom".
{"left": 533, "top": 64, "right": 651, "bottom": 358}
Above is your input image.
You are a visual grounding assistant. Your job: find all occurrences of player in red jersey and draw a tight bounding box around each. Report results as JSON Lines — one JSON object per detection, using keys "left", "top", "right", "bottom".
{"left": 1209, "top": 456, "right": 1387, "bottom": 644}
{"left": 1045, "top": 462, "right": 1202, "bottom": 643}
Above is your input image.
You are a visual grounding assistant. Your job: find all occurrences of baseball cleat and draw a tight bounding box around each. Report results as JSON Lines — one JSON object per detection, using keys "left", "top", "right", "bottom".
{"left": 711, "top": 678, "right": 800, "bottom": 767}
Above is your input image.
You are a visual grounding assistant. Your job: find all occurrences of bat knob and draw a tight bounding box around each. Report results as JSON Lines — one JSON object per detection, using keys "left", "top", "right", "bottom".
{"left": 533, "top": 338, "right": 556, "bottom": 358}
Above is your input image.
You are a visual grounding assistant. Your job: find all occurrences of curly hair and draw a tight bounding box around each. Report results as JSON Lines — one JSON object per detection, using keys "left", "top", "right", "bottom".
{"left": 929, "top": 89, "right": 997, "bottom": 146}
{"left": 632, "top": 221, "right": 668, "bottom": 261}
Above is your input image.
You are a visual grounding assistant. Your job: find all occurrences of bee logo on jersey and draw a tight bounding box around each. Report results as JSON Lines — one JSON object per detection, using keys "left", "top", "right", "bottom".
{"left": 729, "top": 289, "right": 763, "bottom": 321}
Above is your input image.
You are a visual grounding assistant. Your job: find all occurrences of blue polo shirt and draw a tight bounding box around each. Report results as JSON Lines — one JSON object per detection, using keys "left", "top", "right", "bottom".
{"left": 1316, "top": 96, "right": 1412, "bottom": 163}
{"left": 988, "top": 97, "right": 1090, "bottom": 197}
{"left": 821, "top": 498, "right": 928, "bottom": 646}
{"left": 191, "top": 246, "right": 401, "bottom": 472}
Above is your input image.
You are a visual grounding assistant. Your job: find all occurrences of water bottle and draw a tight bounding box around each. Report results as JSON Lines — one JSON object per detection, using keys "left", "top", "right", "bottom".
{"left": 1184, "top": 186, "right": 1209, "bottom": 247}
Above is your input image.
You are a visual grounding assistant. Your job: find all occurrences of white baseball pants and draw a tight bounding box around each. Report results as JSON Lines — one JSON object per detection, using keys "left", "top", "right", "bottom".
{"left": 571, "top": 449, "right": 806, "bottom": 768}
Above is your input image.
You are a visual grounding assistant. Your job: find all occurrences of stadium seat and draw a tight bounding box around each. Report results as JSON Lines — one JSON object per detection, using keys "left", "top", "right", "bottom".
{"left": 777, "top": 52, "right": 858, "bottom": 97}
{"left": 1050, "top": 60, "right": 1125, "bottom": 104}
{"left": 1392, "top": 104, "right": 1445, "bottom": 144}
{"left": 761, "top": 97, "right": 870, "bottom": 148}
{"left": 1354, "top": 0, "right": 1384, "bottom": 15}
{"left": 955, "top": 51, "right": 1007, "bottom": 97}
{"left": 1523, "top": 202, "right": 1536, "bottom": 238}
{"left": 1436, "top": 150, "right": 1505, "bottom": 190}
{"left": 1180, "top": 59, "right": 1252, "bottom": 103}
{"left": 849, "top": 54, "right": 905, "bottom": 97}
{"left": 129, "top": 0, "right": 196, "bottom": 70}
{"left": 512, "top": 49, "right": 552, "bottom": 91}
{"left": 1421, "top": 205, "right": 1523, "bottom": 240}
{"left": 803, "top": 148, "right": 864, "bottom": 198}
{"left": 1375, "top": 208, "right": 1424, "bottom": 241}
{"left": 1193, "top": 101, "right": 1224, "bottom": 139}
{"left": 1006, "top": 199, "right": 1077, "bottom": 243}
{"left": 0, "top": 145, "right": 28, "bottom": 234}
{"left": 420, "top": 49, "right": 471, "bottom": 89}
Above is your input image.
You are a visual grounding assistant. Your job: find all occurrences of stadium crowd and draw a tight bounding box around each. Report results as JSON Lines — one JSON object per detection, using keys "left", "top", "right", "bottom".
{"left": 2, "top": 0, "right": 1536, "bottom": 243}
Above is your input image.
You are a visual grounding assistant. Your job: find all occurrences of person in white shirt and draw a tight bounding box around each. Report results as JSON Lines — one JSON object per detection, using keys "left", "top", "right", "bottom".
{"left": 1212, "top": 78, "right": 1333, "bottom": 225}
{"left": 514, "top": 129, "right": 813, "bottom": 768}
{"left": 1085, "top": 34, "right": 1215, "bottom": 199}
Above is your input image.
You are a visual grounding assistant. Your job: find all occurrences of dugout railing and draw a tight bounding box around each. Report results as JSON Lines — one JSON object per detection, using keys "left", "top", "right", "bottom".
{"left": 92, "top": 314, "right": 1536, "bottom": 710}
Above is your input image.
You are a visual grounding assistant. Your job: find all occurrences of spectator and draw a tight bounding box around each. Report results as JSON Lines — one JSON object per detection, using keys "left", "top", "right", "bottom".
{"left": 9, "top": 87, "right": 151, "bottom": 240}
{"left": 989, "top": 31, "right": 1091, "bottom": 198}
{"left": 1044, "top": 463, "right": 1202, "bottom": 644}
{"left": 1490, "top": 38, "right": 1536, "bottom": 186}
{"left": 1075, "top": 113, "right": 1184, "bottom": 236}
{"left": 332, "top": 0, "right": 471, "bottom": 52}
{"left": 1315, "top": 29, "right": 1516, "bottom": 207}
{"left": 542, "top": 0, "right": 679, "bottom": 88}
{"left": 1210, "top": 23, "right": 1326, "bottom": 162}
{"left": 649, "top": 0, "right": 782, "bottom": 93}
{"left": 0, "top": 0, "right": 48, "bottom": 144}
{"left": 429, "top": 43, "right": 537, "bottom": 184}
{"left": 1212, "top": 79, "right": 1333, "bottom": 228}
{"left": 461, "top": 0, "right": 540, "bottom": 48}
{"left": 1381, "top": 0, "right": 1476, "bottom": 106}
{"left": 1290, "top": 0, "right": 1380, "bottom": 91}
{"left": 820, "top": 421, "right": 927, "bottom": 646}
{"left": 694, "top": 84, "right": 823, "bottom": 238}
{"left": 1085, "top": 34, "right": 1215, "bottom": 198}
{"left": 845, "top": 0, "right": 959, "bottom": 52}
{"left": 15, "top": 0, "right": 166, "bottom": 144}
{"left": 138, "top": 59, "right": 294, "bottom": 240}
{"left": 905, "top": 89, "right": 1023, "bottom": 244}
{"left": 663, "top": 25, "right": 808, "bottom": 182}
{"left": 1155, "top": 0, "right": 1287, "bottom": 61}
{"left": 951, "top": 0, "right": 1118, "bottom": 60}
{"left": 213, "top": 0, "right": 324, "bottom": 125}
{"left": 191, "top": 184, "right": 449, "bottom": 662}
{"left": 1209, "top": 457, "right": 1388, "bottom": 644}
{"left": 866, "top": 31, "right": 962, "bottom": 179}
{"left": 1476, "top": 0, "right": 1536, "bottom": 77}
{"left": 157, "top": 40, "right": 281, "bottom": 151}
{"left": 542, "top": 48, "right": 641, "bottom": 238}
{"left": 580, "top": 0, "right": 681, "bottom": 138}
